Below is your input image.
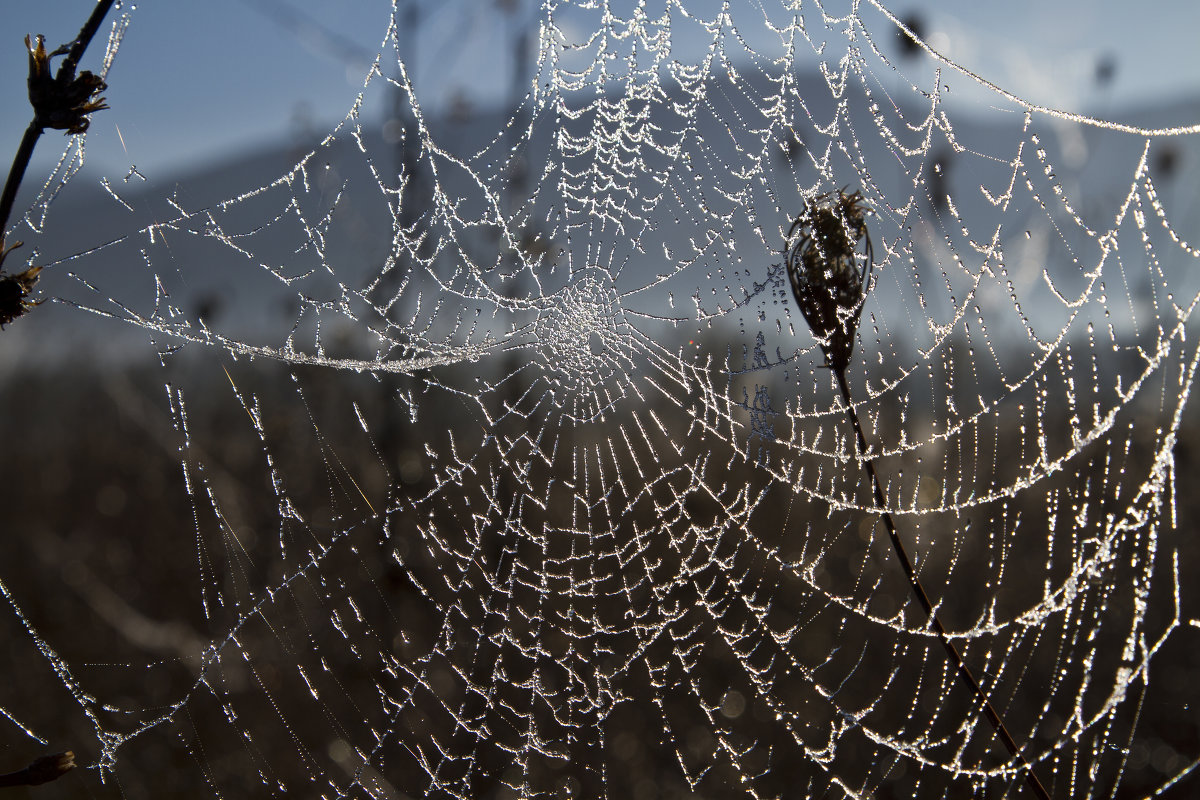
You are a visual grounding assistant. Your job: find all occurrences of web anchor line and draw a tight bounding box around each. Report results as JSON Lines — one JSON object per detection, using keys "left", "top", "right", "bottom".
{"left": 833, "top": 367, "right": 1052, "bottom": 800}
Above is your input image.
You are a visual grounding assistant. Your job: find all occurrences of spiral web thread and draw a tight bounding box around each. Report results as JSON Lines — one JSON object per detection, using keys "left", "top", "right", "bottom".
{"left": 3, "top": 1, "right": 1200, "bottom": 797}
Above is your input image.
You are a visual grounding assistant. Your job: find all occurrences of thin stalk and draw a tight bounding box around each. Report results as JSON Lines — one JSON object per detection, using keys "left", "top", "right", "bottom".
{"left": 0, "top": 125, "right": 42, "bottom": 243}
{"left": 61, "top": 0, "right": 117, "bottom": 80}
{"left": 0, "top": 0, "right": 115, "bottom": 240}
{"left": 832, "top": 366, "right": 1051, "bottom": 800}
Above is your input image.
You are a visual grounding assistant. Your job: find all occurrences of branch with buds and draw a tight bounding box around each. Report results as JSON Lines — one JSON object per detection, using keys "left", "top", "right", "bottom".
{"left": 0, "top": 0, "right": 115, "bottom": 328}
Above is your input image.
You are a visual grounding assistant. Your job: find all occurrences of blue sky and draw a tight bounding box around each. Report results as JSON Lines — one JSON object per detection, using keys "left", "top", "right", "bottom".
{"left": 2, "top": 0, "right": 1199, "bottom": 180}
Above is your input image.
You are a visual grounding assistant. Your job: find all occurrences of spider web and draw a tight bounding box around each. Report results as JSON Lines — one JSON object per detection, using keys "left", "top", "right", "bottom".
{"left": 3, "top": 1, "right": 1200, "bottom": 798}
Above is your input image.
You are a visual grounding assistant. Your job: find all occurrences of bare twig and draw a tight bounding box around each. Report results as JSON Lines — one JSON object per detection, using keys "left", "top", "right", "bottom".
{"left": 0, "top": 751, "right": 75, "bottom": 788}
{"left": 832, "top": 366, "right": 1051, "bottom": 800}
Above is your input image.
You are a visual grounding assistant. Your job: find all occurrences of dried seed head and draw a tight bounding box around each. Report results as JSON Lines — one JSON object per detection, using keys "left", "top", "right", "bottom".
{"left": 0, "top": 239, "right": 41, "bottom": 327}
{"left": 26, "top": 34, "right": 108, "bottom": 135}
{"left": 785, "top": 189, "right": 874, "bottom": 371}
{"left": 24, "top": 751, "right": 75, "bottom": 785}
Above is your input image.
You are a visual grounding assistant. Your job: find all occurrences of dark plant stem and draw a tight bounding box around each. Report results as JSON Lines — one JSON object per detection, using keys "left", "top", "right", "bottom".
{"left": 0, "top": 0, "right": 115, "bottom": 241}
{"left": 832, "top": 366, "right": 1051, "bottom": 800}
{"left": 61, "top": 0, "right": 117, "bottom": 79}
{"left": 0, "top": 124, "right": 42, "bottom": 245}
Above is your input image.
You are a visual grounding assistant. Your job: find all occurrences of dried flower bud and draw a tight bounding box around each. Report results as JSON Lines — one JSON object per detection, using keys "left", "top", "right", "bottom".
{"left": 784, "top": 189, "right": 874, "bottom": 371}
{"left": 0, "top": 238, "right": 42, "bottom": 327}
{"left": 26, "top": 34, "right": 108, "bottom": 134}
{"left": 0, "top": 751, "right": 75, "bottom": 788}
{"left": 24, "top": 751, "right": 76, "bottom": 785}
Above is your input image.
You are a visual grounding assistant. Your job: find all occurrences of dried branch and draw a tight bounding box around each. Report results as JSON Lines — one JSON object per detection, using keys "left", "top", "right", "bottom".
{"left": 0, "top": 0, "right": 115, "bottom": 326}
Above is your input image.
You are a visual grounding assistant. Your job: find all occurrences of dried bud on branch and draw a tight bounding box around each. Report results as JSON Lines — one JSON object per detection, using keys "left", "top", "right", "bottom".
{"left": 0, "top": 239, "right": 41, "bottom": 327}
{"left": 26, "top": 34, "right": 108, "bottom": 134}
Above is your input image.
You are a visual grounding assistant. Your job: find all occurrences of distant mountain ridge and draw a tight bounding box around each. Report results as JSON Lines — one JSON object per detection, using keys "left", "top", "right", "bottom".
{"left": 4, "top": 66, "right": 1197, "bottom": 370}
